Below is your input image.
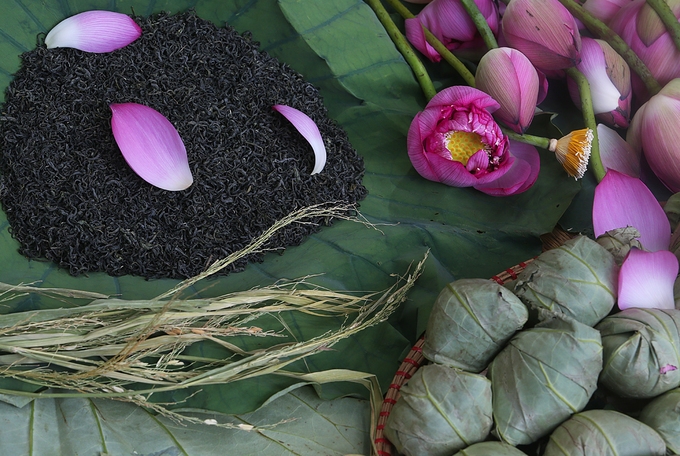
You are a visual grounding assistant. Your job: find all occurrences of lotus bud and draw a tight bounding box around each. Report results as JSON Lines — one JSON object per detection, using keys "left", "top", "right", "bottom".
{"left": 490, "top": 312, "right": 602, "bottom": 446}
{"left": 501, "top": 0, "right": 581, "bottom": 72}
{"left": 596, "top": 308, "right": 680, "bottom": 397}
{"left": 405, "top": 0, "right": 500, "bottom": 62}
{"left": 384, "top": 364, "right": 493, "bottom": 456}
{"left": 475, "top": 47, "right": 540, "bottom": 134}
{"left": 272, "top": 105, "right": 326, "bottom": 174}
{"left": 596, "top": 124, "right": 640, "bottom": 178}
{"left": 110, "top": 103, "right": 193, "bottom": 191}
{"left": 639, "top": 388, "right": 680, "bottom": 453}
{"left": 513, "top": 236, "right": 618, "bottom": 326}
{"left": 617, "top": 248, "right": 678, "bottom": 310}
{"left": 452, "top": 442, "right": 528, "bottom": 455}
{"left": 45, "top": 11, "right": 142, "bottom": 53}
{"left": 567, "top": 38, "right": 631, "bottom": 128}
{"left": 544, "top": 410, "right": 666, "bottom": 456}
{"left": 423, "top": 278, "right": 528, "bottom": 372}
{"left": 596, "top": 226, "right": 642, "bottom": 265}
{"left": 582, "top": 0, "right": 636, "bottom": 24}
{"left": 627, "top": 79, "right": 680, "bottom": 192}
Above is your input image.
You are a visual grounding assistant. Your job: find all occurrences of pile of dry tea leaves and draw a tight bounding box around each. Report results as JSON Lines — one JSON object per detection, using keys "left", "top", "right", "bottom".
{"left": 0, "top": 11, "right": 366, "bottom": 279}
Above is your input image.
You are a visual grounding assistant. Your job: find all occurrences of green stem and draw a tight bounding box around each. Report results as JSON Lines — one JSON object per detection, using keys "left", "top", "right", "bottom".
{"left": 460, "top": 0, "right": 499, "bottom": 50}
{"left": 364, "top": 0, "right": 437, "bottom": 100}
{"left": 556, "top": 0, "right": 662, "bottom": 96}
{"left": 565, "top": 67, "right": 605, "bottom": 182}
{"left": 501, "top": 128, "right": 551, "bottom": 149}
{"left": 646, "top": 0, "right": 680, "bottom": 53}
{"left": 382, "top": 0, "right": 477, "bottom": 87}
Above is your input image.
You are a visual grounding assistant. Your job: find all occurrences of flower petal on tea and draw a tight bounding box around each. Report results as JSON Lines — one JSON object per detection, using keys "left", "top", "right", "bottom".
{"left": 110, "top": 103, "right": 193, "bottom": 191}
{"left": 45, "top": 10, "right": 142, "bottom": 53}
{"left": 273, "top": 104, "right": 327, "bottom": 175}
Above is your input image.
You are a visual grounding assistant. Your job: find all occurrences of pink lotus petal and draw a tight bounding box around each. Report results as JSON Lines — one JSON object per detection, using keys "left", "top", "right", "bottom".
{"left": 660, "top": 364, "right": 678, "bottom": 374}
{"left": 45, "top": 11, "right": 142, "bottom": 53}
{"left": 593, "top": 170, "right": 670, "bottom": 251}
{"left": 474, "top": 141, "right": 539, "bottom": 195}
{"left": 110, "top": 103, "right": 193, "bottom": 191}
{"left": 618, "top": 248, "right": 678, "bottom": 310}
{"left": 272, "top": 105, "right": 326, "bottom": 175}
{"left": 597, "top": 124, "right": 640, "bottom": 178}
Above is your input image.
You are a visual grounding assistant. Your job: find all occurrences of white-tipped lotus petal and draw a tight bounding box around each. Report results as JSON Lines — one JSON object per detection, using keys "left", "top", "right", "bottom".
{"left": 618, "top": 248, "right": 678, "bottom": 310}
{"left": 273, "top": 104, "right": 327, "bottom": 174}
{"left": 45, "top": 10, "right": 142, "bottom": 53}
{"left": 110, "top": 103, "right": 193, "bottom": 191}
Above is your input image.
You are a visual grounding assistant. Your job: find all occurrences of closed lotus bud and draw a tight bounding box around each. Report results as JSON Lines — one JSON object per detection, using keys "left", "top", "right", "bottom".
{"left": 489, "top": 312, "right": 603, "bottom": 446}
{"left": 513, "top": 236, "right": 618, "bottom": 326}
{"left": 452, "top": 441, "right": 528, "bottom": 455}
{"left": 639, "top": 388, "right": 680, "bottom": 452}
{"left": 627, "top": 79, "right": 680, "bottom": 192}
{"left": 583, "top": 0, "right": 636, "bottom": 24}
{"left": 595, "top": 226, "right": 642, "bottom": 265}
{"left": 544, "top": 410, "right": 666, "bottom": 456}
{"left": 423, "top": 278, "right": 528, "bottom": 372}
{"left": 475, "top": 47, "right": 540, "bottom": 134}
{"left": 384, "top": 364, "right": 493, "bottom": 456}
{"left": 596, "top": 308, "right": 680, "bottom": 397}
{"left": 501, "top": 0, "right": 581, "bottom": 71}
{"left": 568, "top": 38, "right": 631, "bottom": 128}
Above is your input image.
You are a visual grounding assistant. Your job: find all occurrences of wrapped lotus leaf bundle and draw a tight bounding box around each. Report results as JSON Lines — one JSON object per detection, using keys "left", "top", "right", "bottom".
{"left": 423, "top": 278, "right": 528, "bottom": 372}
{"left": 452, "top": 441, "right": 527, "bottom": 455}
{"left": 513, "top": 236, "right": 617, "bottom": 326}
{"left": 596, "top": 308, "right": 680, "bottom": 398}
{"left": 596, "top": 227, "right": 642, "bottom": 265}
{"left": 384, "top": 364, "right": 493, "bottom": 456}
{"left": 543, "top": 410, "right": 666, "bottom": 456}
{"left": 639, "top": 388, "right": 680, "bottom": 452}
{"left": 489, "top": 312, "right": 602, "bottom": 446}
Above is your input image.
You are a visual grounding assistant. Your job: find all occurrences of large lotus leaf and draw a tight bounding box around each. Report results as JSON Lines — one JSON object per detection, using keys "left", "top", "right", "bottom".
{"left": 597, "top": 308, "right": 680, "bottom": 398}
{"left": 639, "top": 387, "right": 680, "bottom": 453}
{"left": 489, "top": 313, "right": 603, "bottom": 446}
{"left": 0, "top": 386, "right": 370, "bottom": 455}
{"left": 0, "top": 0, "right": 581, "bottom": 414}
{"left": 543, "top": 410, "right": 666, "bottom": 456}
{"left": 453, "top": 442, "right": 528, "bottom": 456}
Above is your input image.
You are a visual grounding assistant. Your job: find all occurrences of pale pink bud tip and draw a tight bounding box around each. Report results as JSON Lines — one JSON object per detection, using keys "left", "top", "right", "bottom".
{"left": 110, "top": 103, "right": 193, "bottom": 191}
{"left": 45, "top": 10, "right": 142, "bottom": 53}
{"left": 272, "top": 105, "right": 327, "bottom": 175}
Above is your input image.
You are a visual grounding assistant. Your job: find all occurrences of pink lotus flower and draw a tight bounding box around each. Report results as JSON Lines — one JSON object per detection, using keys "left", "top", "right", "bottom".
{"left": 110, "top": 103, "right": 193, "bottom": 191}
{"left": 609, "top": 0, "right": 680, "bottom": 101}
{"left": 593, "top": 170, "right": 677, "bottom": 310}
{"left": 568, "top": 38, "right": 631, "bottom": 128}
{"left": 501, "top": 0, "right": 582, "bottom": 71}
{"left": 45, "top": 10, "right": 142, "bottom": 53}
{"left": 407, "top": 86, "right": 539, "bottom": 196}
{"left": 475, "top": 47, "right": 541, "bottom": 134}
{"left": 627, "top": 79, "right": 680, "bottom": 192}
{"left": 405, "top": 0, "right": 499, "bottom": 62}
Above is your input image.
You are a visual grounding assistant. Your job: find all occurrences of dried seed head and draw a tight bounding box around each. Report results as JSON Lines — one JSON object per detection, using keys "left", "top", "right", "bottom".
{"left": 549, "top": 128, "right": 593, "bottom": 179}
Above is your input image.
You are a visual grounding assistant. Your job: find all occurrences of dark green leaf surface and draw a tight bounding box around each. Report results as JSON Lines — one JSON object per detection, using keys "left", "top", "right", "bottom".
{"left": 0, "top": 0, "right": 582, "bottom": 414}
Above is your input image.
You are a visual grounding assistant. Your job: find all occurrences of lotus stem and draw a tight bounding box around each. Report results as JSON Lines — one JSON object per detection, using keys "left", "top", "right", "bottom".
{"left": 501, "top": 129, "right": 551, "bottom": 149}
{"left": 365, "top": 0, "right": 437, "bottom": 100}
{"left": 460, "top": 0, "right": 499, "bottom": 50}
{"left": 645, "top": 0, "right": 680, "bottom": 53}
{"left": 555, "top": 0, "right": 662, "bottom": 96}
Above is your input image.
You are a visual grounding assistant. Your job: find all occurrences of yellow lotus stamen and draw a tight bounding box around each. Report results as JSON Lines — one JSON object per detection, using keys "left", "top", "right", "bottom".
{"left": 446, "top": 131, "right": 485, "bottom": 165}
{"left": 548, "top": 128, "right": 593, "bottom": 180}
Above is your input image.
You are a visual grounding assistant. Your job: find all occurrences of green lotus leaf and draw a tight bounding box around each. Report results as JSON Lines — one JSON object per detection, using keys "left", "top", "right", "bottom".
{"left": 596, "top": 308, "right": 680, "bottom": 398}
{"left": 453, "top": 441, "right": 528, "bottom": 455}
{"left": 544, "top": 410, "right": 666, "bottom": 456}
{"left": 423, "top": 278, "right": 528, "bottom": 372}
{"left": 513, "top": 236, "right": 617, "bottom": 326}
{"left": 639, "top": 387, "right": 680, "bottom": 453}
{"left": 489, "top": 313, "right": 603, "bottom": 446}
{"left": 384, "top": 364, "right": 493, "bottom": 456}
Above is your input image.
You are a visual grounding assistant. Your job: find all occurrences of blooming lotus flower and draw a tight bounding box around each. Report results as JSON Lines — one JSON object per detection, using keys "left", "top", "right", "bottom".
{"left": 609, "top": 0, "right": 680, "bottom": 100}
{"left": 407, "top": 86, "right": 539, "bottom": 196}
{"left": 593, "top": 170, "right": 677, "bottom": 310}
{"left": 405, "top": 0, "right": 499, "bottom": 62}
{"left": 272, "top": 105, "right": 326, "bottom": 174}
{"left": 627, "top": 79, "right": 680, "bottom": 192}
{"left": 597, "top": 124, "right": 640, "bottom": 177}
{"left": 110, "top": 103, "right": 193, "bottom": 191}
{"left": 475, "top": 47, "right": 541, "bottom": 134}
{"left": 45, "top": 11, "right": 142, "bottom": 53}
{"left": 501, "top": 0, "right": 582, "bottom": 71}
{"left": 567, "top": 38, "right": 631, "bottom": 128}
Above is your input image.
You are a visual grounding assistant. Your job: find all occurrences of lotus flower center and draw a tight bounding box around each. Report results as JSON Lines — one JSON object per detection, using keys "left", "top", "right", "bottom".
{"left": 445, "top": 131, "right": 485, "bottom": 165}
